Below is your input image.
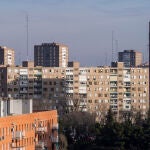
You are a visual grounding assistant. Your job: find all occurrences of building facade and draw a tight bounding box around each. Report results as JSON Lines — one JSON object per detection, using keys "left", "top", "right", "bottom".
{"left": 0, "top": 110, "right": 58, "bottom": 150}
{"left": 0, "top": 61, "right": 148, "bottom": 120}
{"left": 34, "top": 43, "right": 68, "bottom": 67}
{"left": 0, "top": 46, "right": 15, "bottom": 66}
{"left": 118, "top": 50, "right": 142, "bottom": 67}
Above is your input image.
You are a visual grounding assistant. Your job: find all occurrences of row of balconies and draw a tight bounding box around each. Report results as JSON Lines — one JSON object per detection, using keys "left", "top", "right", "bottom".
{"left": 35, "top": 123, "right": 58, "bottom": 149}
{"left": 10, "top": 122, "right": 58, "bottom": 149}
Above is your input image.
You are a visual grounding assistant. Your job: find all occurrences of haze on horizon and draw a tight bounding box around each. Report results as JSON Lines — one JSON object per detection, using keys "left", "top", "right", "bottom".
{"left": 0, "top": 0, "right": 150, "bottom": 66}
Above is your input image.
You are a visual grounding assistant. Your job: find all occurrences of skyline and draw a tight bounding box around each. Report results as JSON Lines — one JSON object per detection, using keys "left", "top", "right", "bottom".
{"left": 0, "top": 0, "right": 150, "bottom": 66}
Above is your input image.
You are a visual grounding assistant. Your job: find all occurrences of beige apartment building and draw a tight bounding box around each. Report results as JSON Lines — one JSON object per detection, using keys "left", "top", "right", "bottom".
{"left": 0, "top": 61, "right": 149, "bottom": 120}
{"left": 0, "top": 110, "right": 58, "bottom": 150}
{"left": 0, "top": 46, "right": 15, "bottom": 66}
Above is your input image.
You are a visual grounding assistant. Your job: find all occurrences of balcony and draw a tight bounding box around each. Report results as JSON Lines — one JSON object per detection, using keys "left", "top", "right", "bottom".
{"left": 66, "top": 79, "right": 73, "bottom": 82}
{"left": 66, "top": 83, "right": 73, "bottom": 87}
{"left": 124, "top": 90, "right": 131, "bottom": 93}
{"left": 36, "top": 127, "right": 47, "bottom": 134}
{"left": 12, "top": 131, "right": 25, "bottom": 140}
{"left": 34, "top": 88, "right": 42, "bottom": 92}
{"left": 110, "top": 88, "right": 117, "bottom": 93}
{"left": 123, "top": 94, "right": 131, "bottom": 98}
{"left": 51, "top": 136, "right": 59, "bottom": 143}
{"left": 20, "top": 90, "right": 28, "bottom": 94}
{"left": 66, "top": 90, "right": 73, "bottom": 93}
{"left": 34, "top": 74, "right": 42, "bottom": 77}
{"left": 110, "top": 81, "right": 117, "bottom": 87}
{"left": 20, "top": 83, "right": 28, "bottom": 87}
{"left": 110, "top": 99, "right": 117, "bottom": 104}
{"left": 110, "top": 94, "right": 118, "bottom": 99}
{"left": 110, "top": 105, "right": 118, "bottom": 111}
{"left": 52, "top": 124, "right": 59, "bottom": 131}
{"left": 110, "top": 69, "right": 117, "bottom": 74}
{"left": 11, "top": 142, "right": 25, "bottom": 149}
{"left": 35, "top": 141, "right": 45, "bottom": 150}
{"left": 124, "top": 82, "right": 131, "bottom": 87}
{"left": 110, "top": 84, "right": 117, "bottom": 87}
{"left": 33, "top": 95, "right": 42, "bottom": 99}
{"left": 79, "top": 101, "right": 87, "bottom": 106}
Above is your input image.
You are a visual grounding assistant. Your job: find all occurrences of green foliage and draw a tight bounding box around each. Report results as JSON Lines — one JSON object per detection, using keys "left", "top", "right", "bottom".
{"left": 105, "top": 108, "right": 115, "bottom": 126}
{"left": 60, "top": 110, "right": 150, "bottom": 150}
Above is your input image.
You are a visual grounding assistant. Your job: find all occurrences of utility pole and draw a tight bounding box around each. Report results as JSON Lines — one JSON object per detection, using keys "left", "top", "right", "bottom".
{"left": 112, "top": 31, "right": 114, "bottom": 62}
{"left": 148, "top": 22, "right": 150, "bottom": 111}
{"left": 115, "top": 40, "right": 118, "bottom": 61}
{"left": 26, "top": 15, "right": 29, "bottom": 61}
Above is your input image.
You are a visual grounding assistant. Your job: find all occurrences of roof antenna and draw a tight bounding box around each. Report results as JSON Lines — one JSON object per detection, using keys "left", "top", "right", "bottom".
{"left": 112, "top": 31, "right": 114, "bottom": 62}
{"left": 19, "top": 52, "right": 21, "bottom": 65}
{"left": 105, "top": 51, "right": 107, "bottom": 65}
{"left": 26, "top": 14, "right": 29, "bottom": 61}
{"left": 115, "top": 40, "right": 118, "bottom": 61}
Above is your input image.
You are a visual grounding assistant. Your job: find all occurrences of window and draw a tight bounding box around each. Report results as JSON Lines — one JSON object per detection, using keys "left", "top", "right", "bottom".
{"left": 51, "top": 88, "right": 54, "bottom": 91}
{"left": 88, "top": 100, "right": 92, "bottom": 103}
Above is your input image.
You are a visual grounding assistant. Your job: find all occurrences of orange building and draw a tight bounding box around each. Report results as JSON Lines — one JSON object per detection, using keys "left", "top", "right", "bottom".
{"left": 0, "top": 110, "right": 58, "bottom": 150}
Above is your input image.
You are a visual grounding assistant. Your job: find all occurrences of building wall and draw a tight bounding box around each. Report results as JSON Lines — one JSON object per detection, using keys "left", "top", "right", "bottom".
{"left": 34, "top": 43, "right": 68, "bottom": 67}
{"left": 0, "top": 110, "right": 58, "bottom": 150}
{"left": 135, "top": 52, "right": 142, "bottom": 66}
{"left": 118, "top": 50, "right": 142, "bottom": 67}
{"left": 0, "top": 46, "right": 15, "bottom": 66}
{"left": 0, "top": 62, "right": 149, "bottom": 119}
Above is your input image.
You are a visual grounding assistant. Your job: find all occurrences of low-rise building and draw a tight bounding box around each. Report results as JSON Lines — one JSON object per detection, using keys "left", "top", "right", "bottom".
{"left": 0, "top": 98, "right": 32, "bottom": 117}
{"left": 0, "top": 110, "right": 58, "bottom": 150}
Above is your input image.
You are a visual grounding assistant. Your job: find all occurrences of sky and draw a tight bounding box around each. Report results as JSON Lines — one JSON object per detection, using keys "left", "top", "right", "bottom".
{"left": 0, "top": 0, "right": 150, "bottom": 66}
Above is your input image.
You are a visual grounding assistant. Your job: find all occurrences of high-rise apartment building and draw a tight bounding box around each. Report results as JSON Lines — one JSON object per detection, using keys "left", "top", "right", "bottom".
{"left": 0, "top": 46, "right": 15, "bottom": 66}
{"left": 0, "top": 61, "right": 148, "bottom": 121}
{"left": 118, "top": 50, "right": 142, "bottom": 67}
{"left": 34, "top": 43, "right": 68, "bottom": 67}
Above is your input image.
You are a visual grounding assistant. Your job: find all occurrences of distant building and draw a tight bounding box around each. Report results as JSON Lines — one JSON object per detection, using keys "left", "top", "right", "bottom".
{"left": 0, "top": 46, "right": 15, "bottom": 66}
{"left": 0, "top": 110, "right": 58, "bottom": 150}
{"left": 118, "top": 50, "right": 142, "bottom": 67}
{"left": 34, "top": 42, "right": 68, "bottom": 67}
{"left": 22, "top": 61, "right": 34, "bottom": 68}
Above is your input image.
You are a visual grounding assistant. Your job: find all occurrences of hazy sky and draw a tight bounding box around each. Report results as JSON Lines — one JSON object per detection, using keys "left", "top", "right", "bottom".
{"left": 0, "top": 0, "right": 150, "bottom": 66}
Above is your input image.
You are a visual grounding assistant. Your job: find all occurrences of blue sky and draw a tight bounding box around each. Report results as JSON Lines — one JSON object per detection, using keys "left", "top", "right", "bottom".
{"left": 0, "top": 0, "right": 150, "bottom": 66}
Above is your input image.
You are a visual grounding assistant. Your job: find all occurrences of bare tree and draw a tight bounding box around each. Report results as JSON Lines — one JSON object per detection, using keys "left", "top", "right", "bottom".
{"left": 65, "top": 94, "right": 87, "bottom": 113}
